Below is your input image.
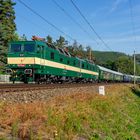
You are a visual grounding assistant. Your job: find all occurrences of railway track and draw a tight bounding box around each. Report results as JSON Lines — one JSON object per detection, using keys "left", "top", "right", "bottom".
{"left": 0, "top": 83, "right": 103, "bottom": 93}
{"left": 0, "top": 83, "right": 130, "bottom": 103}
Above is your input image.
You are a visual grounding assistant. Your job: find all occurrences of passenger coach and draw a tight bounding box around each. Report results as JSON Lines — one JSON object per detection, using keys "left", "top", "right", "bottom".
{"left": 98, "top": 66, "right": 123, "bottom": 82}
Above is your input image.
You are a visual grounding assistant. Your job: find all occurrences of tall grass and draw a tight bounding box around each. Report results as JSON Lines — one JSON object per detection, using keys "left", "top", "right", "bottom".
{"left": 0, "top": 84, "right": 139, "bottom": 139}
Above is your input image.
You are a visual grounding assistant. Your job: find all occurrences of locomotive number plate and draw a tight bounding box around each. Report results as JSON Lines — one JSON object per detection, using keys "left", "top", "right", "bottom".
{"left": 18, "top": 64, "right": 25, "bottom": 67}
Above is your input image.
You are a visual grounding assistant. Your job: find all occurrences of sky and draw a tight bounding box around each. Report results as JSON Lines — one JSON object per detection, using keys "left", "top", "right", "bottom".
{"left": 13, "top": 0, "right": 140, "bottom": 55}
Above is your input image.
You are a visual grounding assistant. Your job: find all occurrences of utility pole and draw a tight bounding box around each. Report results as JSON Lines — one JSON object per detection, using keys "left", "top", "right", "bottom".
{"left": 89, "top": 48, "right": 92, "bottom": 60}
{"left": 134, "top": 50, "right": 136, "bottom": 86}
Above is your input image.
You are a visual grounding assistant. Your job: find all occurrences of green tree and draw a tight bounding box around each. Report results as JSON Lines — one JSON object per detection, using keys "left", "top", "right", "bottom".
{"left": 69, "top": 41, "right": 85, "bottom": 58}
{"left": 103, "top": 60, "right": 117, "bottom": 71}
{"left": 46, "top": 35, "right": 53, "bottom": 44}
{"left": 116, "top": 56, "right": 134, "bottom": 74}
{"left": 0, "top": 0, "right": 17, "bottom": 63}
{"left": 69, "top": 40, "right": 78, "bottom": 56}
{"left": 77, "top": 44, "right": 84, "bottom": 58}
{"left": 136, "top": 65, "right": 140, "bottom": 75}
{"left": 56, "top": 36, "right": 66, "bottom": 48}
{"left": 0, "top": 0, "right": 16, "bottom": 46}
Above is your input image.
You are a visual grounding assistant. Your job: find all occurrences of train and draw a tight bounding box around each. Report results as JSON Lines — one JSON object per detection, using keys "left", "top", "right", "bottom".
{"left": 6, "top": 37, "right": 140, "bottom": 84}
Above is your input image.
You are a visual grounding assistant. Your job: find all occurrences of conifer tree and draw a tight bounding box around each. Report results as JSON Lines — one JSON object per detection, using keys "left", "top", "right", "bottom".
{"left": 46, "top": 35, "right": 53, "bottom": 44}
{"left": 56, "top": 36, "right": 66, "bottom": 48}
{"left": 0, "top": 0, "right": 16, "bottom": 63}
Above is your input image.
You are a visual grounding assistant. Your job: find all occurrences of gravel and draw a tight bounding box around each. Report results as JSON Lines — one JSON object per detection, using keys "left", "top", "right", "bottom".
{"left": 0, "top": 85, "right": 100, "bottom": 103}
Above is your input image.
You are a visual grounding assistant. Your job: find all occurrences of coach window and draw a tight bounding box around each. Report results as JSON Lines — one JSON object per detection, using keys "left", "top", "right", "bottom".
{"left": 87, "top": 65, "right": 88, "bottom": 69}
{"left": 50, "top": 52, "right": 54, "bottom": 60}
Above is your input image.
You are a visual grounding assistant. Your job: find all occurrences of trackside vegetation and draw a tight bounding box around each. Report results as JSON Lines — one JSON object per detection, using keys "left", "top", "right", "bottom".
{"left": 0, "top": 84, "right": 140, "bottom": 139}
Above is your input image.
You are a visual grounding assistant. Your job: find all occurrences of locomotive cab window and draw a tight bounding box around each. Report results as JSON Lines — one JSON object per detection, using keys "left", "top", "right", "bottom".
{"left": 50, "top": 52, "right": 54, "bottom": 60}
{"left": 11, "top": 44, "right": 21, "bottom": 52}
{"left": 24, "top": 44, "right": 34, "bottom": 52}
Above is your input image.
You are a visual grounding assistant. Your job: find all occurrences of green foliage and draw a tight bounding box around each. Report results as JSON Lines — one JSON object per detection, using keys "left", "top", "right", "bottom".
{"left": 93, "top": 51, "right": 140, "bottom": 75}
{"left": 103, "top": 60, "right": 117, "bottom": 71}
{"left": 0, "top": 0, "right": 16, "bottom": 46}
{"left": 0, "top": 45, "right": 7, "bottom": 63}
{"left": 46, "top": 35, "right": 53, "bottom": 44}
{"left": 136, "top": 54, "right": 140, "bottom": 64}
{"left": 93, "top": 51, "right": 127, "bottom": 64}
{"left": 64, "top": 112, "right": 82, "bottom": 133}
{"left": 56, "top": 36, "right": 67, "bottom": 48}
{"left": 11, "top": 121, "right": 19, "bottom": 138}
{"left": 0, "top": 0, "right": 17, "bottom": 64}
{"left": 116, "top": 56, "right": 134, "bottom": 74}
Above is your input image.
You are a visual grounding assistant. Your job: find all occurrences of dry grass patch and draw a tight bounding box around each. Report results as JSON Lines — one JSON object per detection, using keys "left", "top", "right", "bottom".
{"left": 0, "top": 84, "right": 139, "bottom": 140}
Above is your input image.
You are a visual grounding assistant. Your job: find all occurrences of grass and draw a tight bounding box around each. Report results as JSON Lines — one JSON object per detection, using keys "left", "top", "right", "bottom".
{"left": 0, "top": 84, "right": 140, "bottom": 139}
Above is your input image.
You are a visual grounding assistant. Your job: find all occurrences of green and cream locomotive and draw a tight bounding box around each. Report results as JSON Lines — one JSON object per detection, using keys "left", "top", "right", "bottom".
{"left": 7, "top": 37, "right": 99, "bottom": 83}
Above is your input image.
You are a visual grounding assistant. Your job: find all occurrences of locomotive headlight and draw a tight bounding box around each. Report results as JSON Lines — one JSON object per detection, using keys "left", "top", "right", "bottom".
{"left": 6, "top": 69, "right": 12, "bottom": 74}
{"left": 24, "top": 69, "right": 32, "bottom": 74}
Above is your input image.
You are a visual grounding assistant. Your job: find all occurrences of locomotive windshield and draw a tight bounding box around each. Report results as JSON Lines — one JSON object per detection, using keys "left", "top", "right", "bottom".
{"left": 11, "top": 44, "right": 21, "bottom": 52}
{"left": 10, "top": 43, "right": 35, "bottom": 52}
{"left": 24, "top": 44, "right": 34, "bottom": 52}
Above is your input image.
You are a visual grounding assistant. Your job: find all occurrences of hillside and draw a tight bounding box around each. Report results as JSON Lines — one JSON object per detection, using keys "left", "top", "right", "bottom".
{"left": 93, "top": 51, "right": 130, "bottom": 64}
{"left": 136, "top": 54, "right": 140, "bottom": 64}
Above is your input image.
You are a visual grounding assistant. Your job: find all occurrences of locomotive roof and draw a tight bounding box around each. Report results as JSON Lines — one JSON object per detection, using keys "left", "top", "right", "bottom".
{"left": 9, "top": 40, "right": 46, "bottom": 44}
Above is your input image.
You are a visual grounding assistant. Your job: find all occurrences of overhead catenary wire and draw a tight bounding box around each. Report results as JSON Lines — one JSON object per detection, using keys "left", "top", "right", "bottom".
{"left": 70, "top": 0, "right": 113, "bottom": 51}
{"left": 17, "top": 0, "right": 75, "bottom": 42}
{"left": 16, "top": 12, "right": 65, "bottom": 43}
{"left": 52, "top": 0, "right": 99, "bottom": 45}
{"left": 16, "top": 13, "right": 52, "bottom": 35}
